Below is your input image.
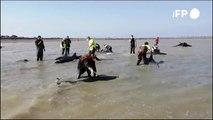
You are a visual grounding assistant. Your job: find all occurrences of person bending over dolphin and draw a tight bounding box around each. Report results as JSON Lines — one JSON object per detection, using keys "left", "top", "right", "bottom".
{"left": 136, "top": 42, "right": 151, "bottom": 65}
{"left": 101, "top": 44, "right": 113, "bottom": 53}
{"left": 95, "top": 43, "right": 100, "bottom": 51}
{"left": 77, "top": 54, "right": 97, "bottom": 79}
{"left": 151, "top": 45, "right": 167, "bottom": 55}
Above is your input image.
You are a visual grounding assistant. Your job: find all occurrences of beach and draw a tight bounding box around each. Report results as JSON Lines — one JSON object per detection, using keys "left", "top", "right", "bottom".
{"left": 1, "top": 37, "right": 212, "bottom": 119}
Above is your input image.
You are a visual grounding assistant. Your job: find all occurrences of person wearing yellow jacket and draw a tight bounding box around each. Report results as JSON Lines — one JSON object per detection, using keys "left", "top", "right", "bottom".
{"left": 60, "top": 39, "right": 67, "bottom": 55}
{"left": 87, "top": 36, "right": 96, "bottom": 56}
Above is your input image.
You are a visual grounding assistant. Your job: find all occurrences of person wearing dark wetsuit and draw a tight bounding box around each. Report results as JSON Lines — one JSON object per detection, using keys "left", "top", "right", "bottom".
{"left": 136, "top": 42, "right": 150, "bottom": 65}
{"left": 77, "top": 54, "right": 97, "bottom": 79}
{"left": 65, "top": 36, "right": 71, "bottom": 55}
{"left": 95, "top": 43, "right": 100, "bottom": 51}
{"left": 35, "top": 35, "right": 45, "bottom": 61}
{"left": 129, "top": 35, "right": 136, "bottom": 54}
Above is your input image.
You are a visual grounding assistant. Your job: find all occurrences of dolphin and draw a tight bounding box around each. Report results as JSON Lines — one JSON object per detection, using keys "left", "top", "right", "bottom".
{"left": 147, "top": 50, "right": 167, "bottom": 55}
{"left": 152, "top": 52, "right": 167, "bottom": 55}
{"left": 16, "top": 59, "right": 29, "bottom": 62}
{"left": 55, "top": 53, "right": 81, "bottom": 63}
{"left": 174, "top": 42, "right": 192, "bottom": 47}
{"left": 146, "top": 52, "right": 160, "bottom": 68}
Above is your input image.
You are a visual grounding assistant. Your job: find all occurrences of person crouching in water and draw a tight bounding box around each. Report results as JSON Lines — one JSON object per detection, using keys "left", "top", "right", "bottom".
{"left": 35, "top": 35, "right": 45, "bottom": 61}
{"left": 95, "top": 43, "right": 100, "bottom": 51}
{"left": 77, "top": 54, "right": 97, "bottom": 79}
{"left": 102, "top": 44, "right": 113, "bottom": 52}
{"left": 136, "top": 42, "right": 151, "bottom": 65}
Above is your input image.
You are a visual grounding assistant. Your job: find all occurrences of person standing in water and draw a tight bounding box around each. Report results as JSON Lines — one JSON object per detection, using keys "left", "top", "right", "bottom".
{"left": 60, "top": 38, "right": 67, "bottom": 55}
{"left": 87, "top": 36, "right": 96, "bottom": 57}
{"left": 129, "top": 35, "right": 136, "bottom": 54}
{"left": 155, "top": 37, "right": 159, "bottom": 46}
{"left": 87, "top": 36, "right": 101, "bottom": 61}
{"left": 35, "top": 35, "right": 45, "bottom": 61}
{"left": 65, "top": 36, "right": 71, "bottom": 55}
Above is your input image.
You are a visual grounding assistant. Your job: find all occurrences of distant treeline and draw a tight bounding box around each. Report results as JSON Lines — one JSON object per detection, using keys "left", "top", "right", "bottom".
{"left": 1, "top": 35, "right": 61, "bottom": 40}
{"left": 1, "top": 35, "right": 211, "bottom": 40}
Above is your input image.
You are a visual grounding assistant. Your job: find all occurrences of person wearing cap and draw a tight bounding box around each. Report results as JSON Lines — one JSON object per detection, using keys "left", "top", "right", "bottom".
{"left": 136, "top": 42, "right": 151, "bottom": 65}
{"left": 35, "top": 35, "right": 45, "bottom": 61}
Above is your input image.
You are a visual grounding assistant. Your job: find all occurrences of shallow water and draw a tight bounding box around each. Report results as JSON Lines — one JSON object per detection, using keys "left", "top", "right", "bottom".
{"left": 1, "top": 38, "right": 212, "bottom": 119}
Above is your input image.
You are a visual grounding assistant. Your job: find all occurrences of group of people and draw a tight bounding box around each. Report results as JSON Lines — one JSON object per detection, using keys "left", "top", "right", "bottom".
{"left": 129, "top": 35, "right": 160, "bottom": 65}
{"left": 34, "top": 35, "right": 160, "bottom": 79}
{"left": 61, "top": 36, "right": 72, "bottom": 55}
{"left": 35, "top": 35, "right": 72, "bottom": 61}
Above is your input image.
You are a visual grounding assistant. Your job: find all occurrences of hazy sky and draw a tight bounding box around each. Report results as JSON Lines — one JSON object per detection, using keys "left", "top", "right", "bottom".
{"left": 1, "top": 1, "right": 212, "bottom": 38}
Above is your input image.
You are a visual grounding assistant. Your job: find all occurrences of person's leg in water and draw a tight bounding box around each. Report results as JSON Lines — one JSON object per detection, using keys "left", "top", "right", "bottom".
{"left": 133, "top": 46, "right": 135, "bottom": 54}
{"left": 67, "top": 47, "right": 70, "bottom": 55}
{"left": 77, "top": 60, "right": 87, "bottom": 79}
{"left": 40, "top": 52, "right": 43, "bottom": 61}
{"left": 65, "top": 48, "right": 68, "bottom": 55}
{"left": 37, "top": 51, "right": 43, "bottom": 61}
{"left": 37, "top": 52, "right": 39, "bottom": 61}
{"left": 64, "top": 48, "right": 68, "bottom": 56}
{"left": 109, "top": 47, "right": 113, "bottom": 52}
{"left": 62, "top": 48, "right": 65, "bottom": 55}
{"left": 78, "top": 68, "right": 86, "bottom": 79}
{"left": 130, "top": 46, "right": 133, "bottom": 54}
{"left": 86, "top": 68, "right": 92, "bottom": 78}
{"left": 86, "top": 62, "right": 96, "bottom": 77}
{"left": 90, "top": 60, "right": 97, "bottom": 76}
{"left": 143, "top": 54, "right": 148, "bottom": 65}
{"left": 136, "top": 55, "right": 142, "bottom": 65}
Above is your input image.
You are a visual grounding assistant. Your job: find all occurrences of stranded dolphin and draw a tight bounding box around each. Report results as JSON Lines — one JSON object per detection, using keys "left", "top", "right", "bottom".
{"left": 174, "top": 42, "right": 192, "bottom": 47}
{"left": 146, "top": 52, "right": 160, "bottom": 68}
{"left": 55, "top": 53, "right": 81, "bottom": 63}
{"left": 147, "top": 47, "right": 167, "bottom": 55}
{"left": 16, "top": 59, "right": 29, "bottom": 62}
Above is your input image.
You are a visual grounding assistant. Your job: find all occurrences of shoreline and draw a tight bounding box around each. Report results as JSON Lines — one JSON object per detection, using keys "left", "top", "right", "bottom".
{"left": 0, "top": 36, "right": 212, "bottom": 42}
